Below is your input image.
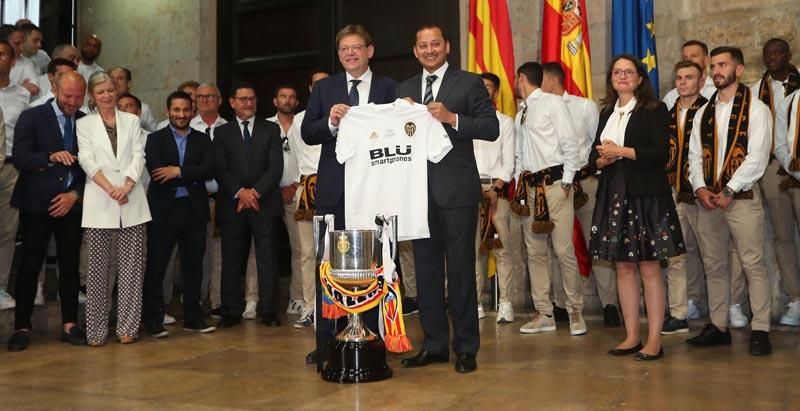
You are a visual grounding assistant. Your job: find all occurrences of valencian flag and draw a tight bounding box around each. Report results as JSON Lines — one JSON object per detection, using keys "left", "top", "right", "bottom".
{"left": 612, "top": 0, "right": 660, "bottom": 95}
{"left": 541, "top": 0, "right": 593, "bottom": 99}
{"left": 467, "top": 0, "right": 517, "bottom": 117}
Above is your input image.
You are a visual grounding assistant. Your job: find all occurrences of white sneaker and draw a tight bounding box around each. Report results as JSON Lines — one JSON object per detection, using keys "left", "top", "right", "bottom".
{"left": 780, "top": 300, "right": 800, "bottom": 326}
{"left": 568, "top": 310, "right": 587, "bottom": 336}
{"left": 687, "top": 299, "right": 701, "bottom": 320}
{"left": 477, "top": 303, "right": 486, "bottom": 319}
{"left": 496, "top": 302, "right": 514, "bottom": 323}
{"left": 294, "top": 308, "right": 314, "bottom": 328}
{"left": 163, "top": 313, "right": 177, "bottom": 325}
{"left": 519, "top": 312, "right": 556, "bottom": 334}
{"left": 0, "top": 289, "right": 16, "bottom": 310}
{"left": 78, "top": 290, "right": 87, "bottom": 304}
{"left": 729, "top": 304, "right": 748, "bottom": 328}
{"left": 34, "top": 282, "right": 45, "bottom": 306}
{"left": 242, "top": 301, "right": 257, "bottom": 320}
{"left": 286, "top": 299, "right": 304, "bottom": 315}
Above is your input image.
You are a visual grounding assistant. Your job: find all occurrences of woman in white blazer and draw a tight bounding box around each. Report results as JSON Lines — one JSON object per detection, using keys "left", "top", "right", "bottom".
{"left": 77, "top": 71, "right": 151, "bottom": 346}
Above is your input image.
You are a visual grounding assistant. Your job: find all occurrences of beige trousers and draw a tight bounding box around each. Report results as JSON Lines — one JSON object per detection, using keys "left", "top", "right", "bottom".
{"left": 760, "top": 159, "right": 800, "bottom": 301}
{"left": 475, "top": 184, "right": 513, "bottom": 303}
{"left": 666, "top": 189, "right": 703, "bottom": 319}
{"left": 523, "top": 182, "right": 583, "bottom": 314}
{"left": 399, "top": 241, "right": 417, "bottom": 298}
{"left": 293, "top": 186, "right": 317, "bottom": 309}
{"left": 0, "top": 163, "right": 19, "bottom": 290}
{"left": 696, "top": 186, "right": 771, "bottom": 332}
{"left": 283, "top": 187, "right": 303, "bottom": 302}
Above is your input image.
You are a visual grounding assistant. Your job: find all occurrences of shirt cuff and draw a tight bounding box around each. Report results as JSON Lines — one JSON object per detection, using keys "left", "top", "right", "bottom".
{"left": 452, "top": 114, "right": 459, "bottom": 131}
{"left": 328, "top": 118, "right": 339, "bottom": 136}
{"left": 561, "top": 170, "right": 575, "bottom": 185}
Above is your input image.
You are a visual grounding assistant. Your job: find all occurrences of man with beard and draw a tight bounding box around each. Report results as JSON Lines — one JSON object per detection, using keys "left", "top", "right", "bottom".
{"left": 267, "top": 85, "right": 305, "bottom": 320}
{"left": 751, "top": 38, "right": 800, "bottom": 327}
{"left": 687, "top": 46, "right": 773, "bottom": 356}
{"left": 142, "top": 91, "right": 216, "bottom": 337}
{"left": 77, "top": 34, "right": 103, "bottom": 83}
{"left": 7, "top": 71, "right": 86, "bottom": 351}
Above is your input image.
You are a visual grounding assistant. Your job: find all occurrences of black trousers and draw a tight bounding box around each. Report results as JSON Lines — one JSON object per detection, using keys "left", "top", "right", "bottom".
{"left": 143, "top": 199, "right": 206, "bottom": 326}
{"left": 412, "top": 199, "right": 479, "bottom": 356}
{"left": 15, "top": 209, "right": 82, "bottom": 330}
{"left": 314, "top": 199, "right": 380, "bottom": 359}
{"left": 219, "top": 210, "right": 278, "bottom": 318}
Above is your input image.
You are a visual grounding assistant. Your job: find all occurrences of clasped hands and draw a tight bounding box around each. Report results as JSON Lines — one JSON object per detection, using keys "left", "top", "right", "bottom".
{"left": 595, "top": 140, "right": 623, "bottom": 169}
{"left": 695, "top": 187, "right": 733, "bottom": 211}
{"left": 236, "top": 188, "right": 261, "bottom": 213}
{"left": 105, "top": 184, "right": 132, "bottom": 206}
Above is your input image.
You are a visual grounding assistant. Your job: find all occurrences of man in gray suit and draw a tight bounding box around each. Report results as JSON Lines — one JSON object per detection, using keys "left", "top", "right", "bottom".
{"left": 396, "top": 25, "right": 499, "bottom": 374}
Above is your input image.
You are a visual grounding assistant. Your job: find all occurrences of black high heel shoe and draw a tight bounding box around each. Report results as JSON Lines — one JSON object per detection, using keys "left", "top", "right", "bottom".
{"left": 634, "top": 347, "right": 664, "bottom": 361}
{"left": 607, "top": 342, "right": 643, "bottom": 356}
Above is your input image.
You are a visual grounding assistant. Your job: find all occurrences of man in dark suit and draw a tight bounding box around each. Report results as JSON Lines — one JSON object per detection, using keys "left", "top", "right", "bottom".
{"left": 8, "top": 71, "right": 86, "bottom": 352}
{"left": 214, "top": 83, "right": 283, "bottom": 328}
{"left": 300, "top": 24, "right": 397, "bottom": 366}
{"left": 397, "top": 25, "right": 499, "bottom": 373}
{"left": 143, "top": 91, "right": 216, "bottom": 337}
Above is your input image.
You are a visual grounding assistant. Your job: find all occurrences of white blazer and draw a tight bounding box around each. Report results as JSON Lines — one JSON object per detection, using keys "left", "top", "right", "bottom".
{"left": 77, "top": 109, "right": 152, "bottom": 229}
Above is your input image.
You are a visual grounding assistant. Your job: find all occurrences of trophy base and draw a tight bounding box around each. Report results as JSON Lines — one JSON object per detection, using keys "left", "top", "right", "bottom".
{"left": 322, "top": 338, "right": 393, "bottom": 383}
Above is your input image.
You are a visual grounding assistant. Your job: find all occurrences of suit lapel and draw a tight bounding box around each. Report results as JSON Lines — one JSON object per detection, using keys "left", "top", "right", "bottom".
{"left": 163, "top": 128, "right": 181, "bottom": 165}
{"left": 44, "top": 105, "right": 65, "bottom": 148}
{"left": 435, "top": 66, "right": 458, "bottom": 103}
{"left": 367, "top": 74, "right": 381, "bottom": 103}
{"left": 114, "top": 110, "right": 127, "bottom": 162}
{"left": 338, "top": 74, "right": 349, "bottom": 104}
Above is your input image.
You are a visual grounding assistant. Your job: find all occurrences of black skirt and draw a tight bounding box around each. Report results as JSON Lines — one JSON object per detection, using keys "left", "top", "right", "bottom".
{"left": 589, "top": 162, "right": 685, "bottom": 263}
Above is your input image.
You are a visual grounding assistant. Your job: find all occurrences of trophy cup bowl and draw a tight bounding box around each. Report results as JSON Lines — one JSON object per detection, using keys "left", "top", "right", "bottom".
{"left": 322, "top": 229, "right": 393, "bottom": 383}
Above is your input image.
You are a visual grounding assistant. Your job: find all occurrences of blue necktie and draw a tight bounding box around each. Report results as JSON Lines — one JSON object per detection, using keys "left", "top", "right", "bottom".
{"left": 349, "top": 79, "right": 361, "bottom": 106}
{"left": 63, "top": 116, "right": 73, "bottom": 190}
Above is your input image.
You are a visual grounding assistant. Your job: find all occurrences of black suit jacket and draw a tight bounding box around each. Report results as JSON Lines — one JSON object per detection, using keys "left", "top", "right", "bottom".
{"left": 396, "top": 66, "right": 499, "bottom": 207}
{"left": 11, "top": 100, "right": 86, "bottom": 213}
{"left": 300, "top": 72, "right": 397, "bottom": 208}
{"left": 214, "top": 118, "right": 283, "bottom": 221}
{"left": 589, "top": 102, "right": 671, "bottom": 198}
{"left": 145, "top": 127, "right": 215, "bottom": 222}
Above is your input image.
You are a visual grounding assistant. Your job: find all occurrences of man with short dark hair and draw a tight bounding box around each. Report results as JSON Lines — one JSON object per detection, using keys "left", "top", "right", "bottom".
{"left": 77, "top": 34, "right": 103, "bottom": 82}
{"left": 662, "top": 40, "right": 717, "bottom": 109}
{"left": 31, "top": 58, "right": 76, "bottom": 107}
{"left": 8, "top": 71, "right": 86, "bottom": 351}
{"left": 142, "top": 91, "right": 217, "bottom": 337}
{"left": 18, "top": 23, "right": 48, "bottom": 75}
{"left": 0, "top": 24, "right": 39, "bottom": 97}
{"left": 214, "top": 84, "right": 283, "bottom": 329}
{"left": 397, "top": 25, "right": 499, "bottom": 374}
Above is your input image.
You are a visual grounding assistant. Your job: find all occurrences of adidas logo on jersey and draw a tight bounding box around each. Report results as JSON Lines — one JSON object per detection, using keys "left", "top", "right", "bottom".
{"left": 369, "top": 131, "right": 379, "bottom": 140}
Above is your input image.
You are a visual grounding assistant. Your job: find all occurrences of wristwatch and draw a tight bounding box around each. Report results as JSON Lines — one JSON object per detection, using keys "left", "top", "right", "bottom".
{"left": 560, "top": 181, "right": 573, "bottom": 191}
{"left": 722, "top": 186, "right": 734, "bottom": 198}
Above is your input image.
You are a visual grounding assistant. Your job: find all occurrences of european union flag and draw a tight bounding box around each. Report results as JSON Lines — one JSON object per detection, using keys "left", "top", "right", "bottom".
{"left": 611, "top": 0, "right": 659, "bottom": 96}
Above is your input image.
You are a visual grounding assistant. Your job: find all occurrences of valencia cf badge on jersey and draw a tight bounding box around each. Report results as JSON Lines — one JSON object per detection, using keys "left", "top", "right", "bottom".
{"left": 404, "top": 121, "right": 416, "bottom": 137}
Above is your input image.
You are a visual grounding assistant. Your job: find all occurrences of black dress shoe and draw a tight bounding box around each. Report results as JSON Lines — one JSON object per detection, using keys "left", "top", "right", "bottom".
{"left": 60, "top": 326, "right": 87, "bottom": 345}
{"left": 749, "top": 330, "right": 772, "bottom": 356}
{"left": 607, "top": 342, "right": 643, "bottom": 356}
{"left": 400, "top": 350, "right": 449, "bottom": 368}
{"left": 262, "top": 312, "right": 281, "bottom": 327}
{"left": 686, "top": 323, "right": 731, "bottom": 346}
{"left": 603, "top": 304, "right": 621, "bottom": 328}
{"left": 217, "top": 316, "right": 242, "bottom": 328}
{"left": 8, "top": 330, "right": 31, "bottom": 352}
{"left": 634, "top": 347, "right": 664, "bottom": 361}
{"left": 455, "top": 353, "right": 477, "bottom": 373}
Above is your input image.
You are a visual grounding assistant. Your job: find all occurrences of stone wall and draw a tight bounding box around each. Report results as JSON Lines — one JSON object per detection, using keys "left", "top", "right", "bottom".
{"left": 77, "top": 0, "right": 217, "bottom": 124}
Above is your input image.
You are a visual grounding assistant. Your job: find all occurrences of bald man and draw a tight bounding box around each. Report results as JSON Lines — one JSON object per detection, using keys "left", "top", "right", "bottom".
{"left": 8, "top": 71, "right": 87, "bottom": 351}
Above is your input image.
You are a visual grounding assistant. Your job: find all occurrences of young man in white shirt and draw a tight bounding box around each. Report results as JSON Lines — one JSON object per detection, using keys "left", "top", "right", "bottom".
{"left": 1, "top": 25, "right": 39, "bottom": 98}
{"left": 662, "top": 40, "right": 717, "bottom": 110}
{"left": 687, "top": 46, "right": 772, "bottom": 356}
{"left": 513, "top": 62, "right": 585, "bottom": 336}
{"left": 473, "top": 72, "right": 515, "bottom": 323}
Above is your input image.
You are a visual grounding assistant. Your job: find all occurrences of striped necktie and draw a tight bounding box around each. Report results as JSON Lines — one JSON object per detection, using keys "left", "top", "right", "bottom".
{"left": 423, "top": 74, "right": 438, "bottom": 104}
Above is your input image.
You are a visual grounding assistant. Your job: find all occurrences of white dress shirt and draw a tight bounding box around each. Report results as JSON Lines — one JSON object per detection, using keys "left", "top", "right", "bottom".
{"left": 328, "top": 68, "right": 373, "bottom": 135}
{"left": 562, "top": 92, "right": 599, "bottom": 167}
{"left": 474, "top": 111, "right": 514, "bottom": 182}
{"left": 751, "top": 76, "right": 792, "bottom": 115}
{"left": 190, "top": 114, "right": 227, "bottom": 193}
{"left": 267, "top": 114, "right": 300, "bottom": 187}
{"left": 514, "top": 88, "right": 580, "bottom": 183}
{"left": 599, "top": 97, "right": 637, "bottom": 149}
{"left": 775, "top": 90, "right": 800, "bottom": 180}
{"left": 0, "top": 83, "right": 31, "bottom": 156}
{"left": 30, "top": 50, "right": 51, "bottom": 76}
{"left": 288, "top": 110, "right": 321, "bottom": 177}
{"left": 139, "top": 102, "right": 159, "bottom": 132}
{"left": 688, "top": 92, "right": 772, "bottom": 193}
{"left": 420, "top": 61, "right": 449, "bottom": 102}
{"left": 10, "top": 56, "right": 39, "bottom": 89}
{"left": 77, "top": 61, "right": 103, "bottom": 83}
{"left": 663, "top": 75, "right": 716, "bottom": 110}
{"left": 30, "top": 90, "right": 53, "bottom": 107}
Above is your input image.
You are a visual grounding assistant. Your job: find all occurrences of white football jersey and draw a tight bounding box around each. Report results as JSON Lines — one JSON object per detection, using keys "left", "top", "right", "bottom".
{"left": 336, "top": 99, "right": 452, "bottom": 240}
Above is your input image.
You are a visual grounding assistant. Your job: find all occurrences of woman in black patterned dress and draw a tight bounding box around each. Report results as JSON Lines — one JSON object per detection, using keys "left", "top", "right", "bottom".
{"left": 589, "top": 55, "right": 685, "bottom": 361}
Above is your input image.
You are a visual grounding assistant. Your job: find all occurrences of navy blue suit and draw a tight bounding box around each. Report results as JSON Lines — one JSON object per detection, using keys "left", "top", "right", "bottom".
{"left": 11, "top": 100, "right": 85, "bottom": 331}
{"left": 300, "top": 71, "right": 396, "bottom": 365}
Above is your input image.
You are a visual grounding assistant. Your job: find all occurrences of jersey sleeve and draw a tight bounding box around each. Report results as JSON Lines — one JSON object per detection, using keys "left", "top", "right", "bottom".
{"left": 425, "top": 114, "right": 453, "bottom": 163}
{"left": 335, "top": 110, "right": 358, "bottom": 164}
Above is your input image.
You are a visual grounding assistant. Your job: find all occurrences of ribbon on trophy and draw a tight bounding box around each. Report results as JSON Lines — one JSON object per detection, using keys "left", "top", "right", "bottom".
{"left": 318, "top": 216, "right": 413, "bottom": 353}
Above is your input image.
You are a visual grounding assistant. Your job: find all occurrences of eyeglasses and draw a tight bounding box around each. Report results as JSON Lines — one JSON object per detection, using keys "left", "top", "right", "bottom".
{"left": 233, "top": 96, "right": 257, "bottom": 103}
{"left": 612, "top": 69, "right": 638, "bottom": 78}
{"left": 197, "top": 94, "right": 220, "bottom": 100}
{"left": 338, "top": 44, "right": 366, "bottom": 54}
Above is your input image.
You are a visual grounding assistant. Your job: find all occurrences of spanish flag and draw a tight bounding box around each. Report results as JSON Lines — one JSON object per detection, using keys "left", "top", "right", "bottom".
{"left": 467, "top": 0, "right": 517, "bottom": 117}
{"left": 541, "top": 0, "right": 593, "bottom": 99}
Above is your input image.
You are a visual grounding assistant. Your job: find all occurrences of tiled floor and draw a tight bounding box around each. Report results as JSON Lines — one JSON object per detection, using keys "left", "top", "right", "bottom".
{"left": 0, "top": 312, "right": 797, "bottom": 410}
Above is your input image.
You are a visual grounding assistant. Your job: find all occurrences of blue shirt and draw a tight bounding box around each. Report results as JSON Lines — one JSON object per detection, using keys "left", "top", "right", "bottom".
{"left": 169, "top": 126, "right": 189, "bottom": 198}
{"left": 51, "top": 100, "right": 76, "bottom": 189}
